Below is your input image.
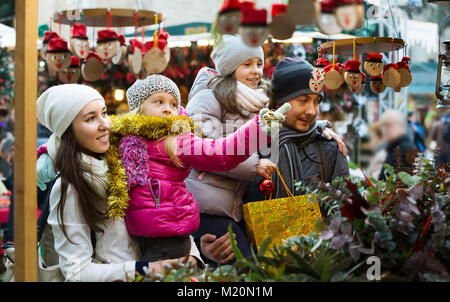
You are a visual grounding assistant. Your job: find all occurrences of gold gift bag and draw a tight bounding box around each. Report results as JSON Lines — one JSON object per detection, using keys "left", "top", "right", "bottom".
{"left": 243, "top": 168, "right": 323, "bottom": 253}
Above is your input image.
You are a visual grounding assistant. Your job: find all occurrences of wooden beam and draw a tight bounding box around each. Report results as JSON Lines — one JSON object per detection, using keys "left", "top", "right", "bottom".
{"left": 13, "top": 0, "right": 38, "bottom": 282}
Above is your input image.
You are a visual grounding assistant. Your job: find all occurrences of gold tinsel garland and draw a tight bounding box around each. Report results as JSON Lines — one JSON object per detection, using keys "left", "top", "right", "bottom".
{"left": 105, "top": 113, "right": 197, "bottom": 218}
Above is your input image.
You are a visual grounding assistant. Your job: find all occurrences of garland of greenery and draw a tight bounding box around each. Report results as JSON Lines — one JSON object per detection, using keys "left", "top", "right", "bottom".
{"left": 105, "top": 112, "right": 196, "bottom": 218}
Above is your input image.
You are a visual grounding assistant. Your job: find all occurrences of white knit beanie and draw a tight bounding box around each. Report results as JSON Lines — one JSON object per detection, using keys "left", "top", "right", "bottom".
{"left": 36, "top": 84, "right": 104, "bottom": 138}
{"left": 211, "top": 34, "right": 264, "bottom": 76}
{"left": 126, "top": 74, "right": 181, "bottom": 113}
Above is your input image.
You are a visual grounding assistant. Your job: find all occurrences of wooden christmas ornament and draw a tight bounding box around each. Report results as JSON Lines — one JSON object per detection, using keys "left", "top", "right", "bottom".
{"left": 40, "top": 31, "right": 59, "bottom": 60}
{"left": 287, "top": 0, "right": 317, "bottom": 26}
{"left": 382, "top": 63, "right": 401, "bottom": 88}
{"left": 238, "top": 5, "right": 269, "bottom": 47}
{"left": 309, "top": 76, "right": 325, "bottom": 93}
{"left": 370, "top": 74, "right": 385, "bottom": 94}
{"left": 312, "top": 58, "right": 329, "bottom": 81}
{"left": 112, "top": 34, "right": 127, "bottom": 65}
{"left": 364, "top": 53, "right": 383, "bottom": 77}
{"left": 355, "top": 0, "right": 365, "bottom": 29}
{"left": 334, "top": 0, "right": 358, "bottom": 31}
{"left": 58, "top": 56, "right": 81, "bottom": 84}
{"left": 70, "top": 23, "right": 90, "bottom": 59}
{"left": 316, "top": 0, "right": 342, "bottom": 35}
{"left": 324, "top": 63, "right": 344, "bottom": 90}
{"left": 81, "top": 51, "right": 104, "bottom": 82}
{"left": 95, "top": 29, "right": 121, "bottom": 60}
{"left": 136, "top": 65, "right": 149, "bottom": 80}
{"left": 143, "top": 31, "right": 170, "bottom": 74}
{"left": 127, "top": 39, "right": 143, "bottom": 76}
{"left": 344, "top": 60, "right": 363, "bottom": 88}
{"left": 45, "top": 37, "right": 71, "bottom": 71}
{"left": 217, "top": 0, "right": 242, "bottom": 35}
{"left": 269, "top": 3, "right": 296, "bottom": 40}
{"left": 397, "top": 56, "right": 412, "bottom": 87}
{"left": 351, "top": 72, "right": 366, "bottom": 94}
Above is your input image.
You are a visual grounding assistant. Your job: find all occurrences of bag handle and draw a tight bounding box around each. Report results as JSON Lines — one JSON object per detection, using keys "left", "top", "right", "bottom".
{"left": 267, "top": 167, "right": 298, "bottom": 202}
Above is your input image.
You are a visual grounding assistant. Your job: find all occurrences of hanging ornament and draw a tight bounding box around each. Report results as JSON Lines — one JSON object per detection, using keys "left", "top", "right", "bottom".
{"left": 324, "top": 63, "right": 344, "bottom": 90}
{"left": 58, "top": 56, "right": 81, "bottom": 84}
{"left": 40, "top": 31, "right": 59, "bottom": 60}
{"left": 217, "top": 0, "right": 242, "bottom": 35}
{"left": 127, "top": 39, "right": 143, "bottom": 76}
{"left": 312, "top": 57, "right": 329, "bottom": 81}
{"left": 370, "top": 74, "right": 385, "bottom": 94}
{"left": 344, "top": 59, "right": 363, "bottom": 89}
{"left": 397, "top": 56, "right": 412, "bottom": 88}
{"left": 238, "top": 5, "right": 269, "bottom": 47}
{"left": 70, "top": 23, "right": 90, "bottom": 59}
{"left": 316, "top": 0, "right": 342, "bottom": 35}
{"left": 258, "top": 178, "right": 274, "bottom": 196}
{"left": 143, "top": 31, "right": 170, "bottom": 74}
{"left": 136, "top": 65, "right": 149, "bottom": 80}
{"left": 81, "top": 51, "right": 104, "bottom": 82}
{"left": 354, "top": 0, "right": 365, "bottom": 29}
{"left": 269, "top": 3, "right": 296, "bottom": 40}
{"left": 334, "top": 0, "right": 358, "bottom": 31}
{"left": 112, "top": 34, "right": 127, "bottom": 65}
{"left": 364, "top": 53, "right": 383, "bottom": 77}
{"left": 95, "top": 29, "right": 121, "bottom": 60}
{"left": 287, "top": 0, "right": 319, "bottom": 26}
{"left": 309, "top": 75, "right": 325, "bottom": 93}
{"left": 382, "top": 63, "right": 400, "bottom": 88}
{"left": 352, "top": 72, "right": 366, "bottom": 94}
{"left": 45, "top": 37, "right": 71, "bottom": 72}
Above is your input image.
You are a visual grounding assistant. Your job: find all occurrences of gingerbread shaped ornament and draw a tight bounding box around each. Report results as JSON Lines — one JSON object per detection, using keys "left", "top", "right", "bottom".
{"left": 45, "top": 38, "right": 71, "bottom": 71}
{"left": 344, "top": 60, "right": 363, "bottom": 88}
{"left": 370, "top": 75, "right": 385, "bottom": 94}
{"left": 71, "top": 23, "right": 90, "bottom": 59}
{"left": 382, "top": 63, "right": 401, "bottom": 88}
{"left": 217, "top": 0, "right": 242, "bottom": 35}
{"left": 58, "top": 56, "right": 81, "bottom": 84}
{"left": 364, "top": 53, "right": 383, "bottom": 77}
{"left": 81, "top": 51, "right": 104, "bottom": 82}
{"left": 95, "top": 29, "right": 121, "bottom": 60}
{"left": 238, "top": 6, "right": 269, "bottom": 47}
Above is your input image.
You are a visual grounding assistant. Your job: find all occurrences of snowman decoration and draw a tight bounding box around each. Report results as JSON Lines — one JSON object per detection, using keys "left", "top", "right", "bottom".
{"left": 216, "top": 0, "right": 241, "bottom": 35}
{"left": 238, "top": 5, "right": 269, "bottom": 47}
{"left": 95, "top": 29, "right": 121, "bottom": 60}
{"left": 70, "top": 23, "right": 90, "bottom": 59}
{"left": 58, "top": 56, "right": 81, "bottom": 84}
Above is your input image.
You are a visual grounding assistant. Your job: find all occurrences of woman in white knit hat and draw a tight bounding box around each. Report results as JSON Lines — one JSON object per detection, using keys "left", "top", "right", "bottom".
{"left": 35, "top": 84, "right": 203, "bottom": 281}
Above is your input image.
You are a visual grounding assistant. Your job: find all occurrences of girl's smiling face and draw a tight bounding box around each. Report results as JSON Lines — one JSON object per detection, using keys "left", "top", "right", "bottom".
{"left": 140, "top": 91, "right": 178, "bottom": 117}
{"left": 234, "top": 57, "right": 263, "bottom": 89}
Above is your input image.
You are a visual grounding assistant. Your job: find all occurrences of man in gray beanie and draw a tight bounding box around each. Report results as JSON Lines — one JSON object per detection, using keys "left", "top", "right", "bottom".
{"left": 245, "top": 57, "right": 349, "bottom": 209}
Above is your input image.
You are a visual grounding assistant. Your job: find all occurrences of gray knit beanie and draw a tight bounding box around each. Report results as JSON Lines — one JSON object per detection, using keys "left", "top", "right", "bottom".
{"left": 126, "top": 74, "right": 181, "bottom": 113}
{"left": 211, "top": 34, "right": 264, "bottom": 76}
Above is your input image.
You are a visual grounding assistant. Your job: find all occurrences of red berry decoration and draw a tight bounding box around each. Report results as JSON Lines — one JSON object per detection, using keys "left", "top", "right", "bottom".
{"left": 259, "top": 178, "right": 274, "bottom": 195}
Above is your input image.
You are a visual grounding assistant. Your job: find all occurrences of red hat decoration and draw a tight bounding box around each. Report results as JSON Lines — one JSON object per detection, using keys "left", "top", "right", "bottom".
{"left": 84, "top": 51, "right": 103, "bottom": 63}
{"left": 316, "top": 58, "right": 330, "bottom": 68}
{"left": 47, "top": 38, "right": 70, "bottom": 53}
{"left": 344, "top": 59, "right": 361, "bottom": 72}
{"left": 271, "top": 3, "right": 287, "bottom": 17}
{"left": 72, "top": 23, "right": 88, "bottom": 39}
{"left": 69, "top": 56, "right": 80, "bottom": 67}
{"left": 97, "top": 29, "right": 120, "bottom": 43}
{"left": 129, "top": 39, "right": 143, "bottom": 54}
{"left": 219, "top": 0, "right": 241, "bottom": 14}
{"left": 118, "top": 34, "right": 126, "bottom": 46}
{"left": 365, "top": 53, "right": 383, "bottom": 62}
{"left": 240, "top": 6, "right": 267, "bottom": 26}
{"left": 43, "top": 31, "right": 59, "bottom": 43}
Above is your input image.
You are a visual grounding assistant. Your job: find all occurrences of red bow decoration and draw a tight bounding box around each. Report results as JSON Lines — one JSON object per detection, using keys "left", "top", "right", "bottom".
{"left": 259, "top": 178, "right": 274, "bottom": 196}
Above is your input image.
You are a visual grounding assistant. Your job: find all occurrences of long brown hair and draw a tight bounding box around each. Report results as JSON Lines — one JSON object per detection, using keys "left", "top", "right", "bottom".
{"left": 207, "top": 73, "right": 271, "bottom": 119}
{"left": 54, "top": 125, "right": 107, "bottom": 244}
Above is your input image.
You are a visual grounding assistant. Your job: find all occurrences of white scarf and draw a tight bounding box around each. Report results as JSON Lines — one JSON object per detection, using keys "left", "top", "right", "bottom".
{"left": 236, "top": 81, "right": 269, "bottom": 113}
{"left": 47, "top": 133, "right": 108, "bottom": 199}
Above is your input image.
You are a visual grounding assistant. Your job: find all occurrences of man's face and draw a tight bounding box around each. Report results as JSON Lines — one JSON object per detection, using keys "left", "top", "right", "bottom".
{"left": 280, "top": 94, "right": 320, "bottom": 132}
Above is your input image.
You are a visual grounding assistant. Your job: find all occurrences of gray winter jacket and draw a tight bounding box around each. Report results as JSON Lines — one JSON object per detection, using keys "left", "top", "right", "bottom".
{"left": 185, "top": 67, "right": 259, "bottom": 222}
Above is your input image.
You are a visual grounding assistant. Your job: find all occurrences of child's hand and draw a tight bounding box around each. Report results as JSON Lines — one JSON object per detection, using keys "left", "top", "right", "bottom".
{"left": 256, "top": 159, "right": 277, "bottom": 179}
{"left": 258, "top": 103, "right": 291, "bottom": 136}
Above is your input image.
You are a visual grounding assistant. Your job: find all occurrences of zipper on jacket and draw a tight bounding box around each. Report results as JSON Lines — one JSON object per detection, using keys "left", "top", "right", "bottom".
{"left": 148, "top": 178, "right": 161, "bottom": 208}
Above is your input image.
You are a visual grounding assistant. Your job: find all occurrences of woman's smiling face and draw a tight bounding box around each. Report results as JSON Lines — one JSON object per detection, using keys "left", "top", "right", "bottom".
{"left": 234, "top": 57, "right": 263, "bottom": 89}
{"left": 72, "top": 99, "right": 111, "bottom": 154}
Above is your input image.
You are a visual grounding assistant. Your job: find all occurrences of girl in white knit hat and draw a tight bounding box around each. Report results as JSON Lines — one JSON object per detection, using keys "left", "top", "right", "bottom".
{"left": 112, "top": 74, "right": 289, "bottom": 263}
{"left": 34, "top": 84, "right": 204, "bottom": 281}
{"left": 185, "top": 34, "right": 347, "bottom": 265}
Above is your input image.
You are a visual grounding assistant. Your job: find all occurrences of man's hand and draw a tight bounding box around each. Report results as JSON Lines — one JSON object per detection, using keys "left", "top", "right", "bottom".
{"left": 200, "top": 233, "right": 236, "bottom": 264}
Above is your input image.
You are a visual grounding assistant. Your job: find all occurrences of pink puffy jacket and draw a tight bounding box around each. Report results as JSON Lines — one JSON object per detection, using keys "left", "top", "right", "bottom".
{"left": 119, "top": 114, "right": 270, "bottom": 238}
